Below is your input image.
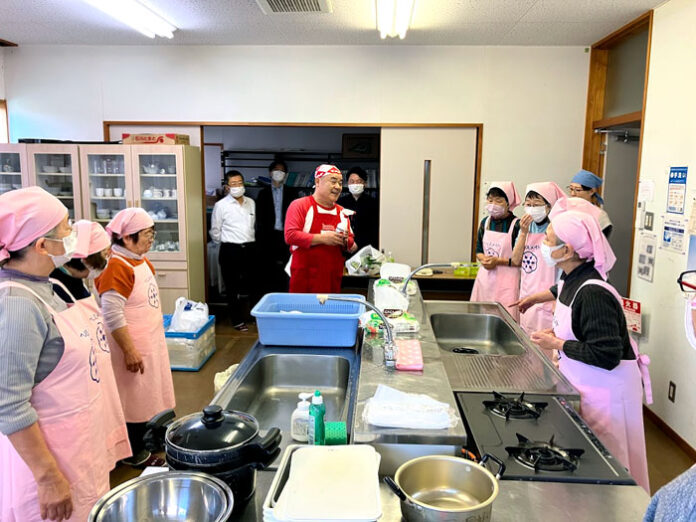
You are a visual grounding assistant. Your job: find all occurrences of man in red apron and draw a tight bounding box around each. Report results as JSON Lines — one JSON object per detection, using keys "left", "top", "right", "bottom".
{"left": 510, "top": 182, "right": 566, "bottom": 335}
{"left": 285, "top": 164, "right": 356, "bottom": 293}
{"left": 471, "top": 181, "right": 522, "bottom": 319}
{"left": 96, "top": 208, "right": 175, "bottom": 468}
{"left": 529, "top": 198, "right": 652, "bottom": 492}
{"left": 0, "top": 187, "right": 130, "bottom": 521}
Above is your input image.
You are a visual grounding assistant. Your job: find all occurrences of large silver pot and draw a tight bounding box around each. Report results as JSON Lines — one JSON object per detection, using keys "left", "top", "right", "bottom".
{"left": 88, "top": 471, "right": 234, "bottom": 522}
{"left": 385, "top": 454, "right": 505, "bottom": 522}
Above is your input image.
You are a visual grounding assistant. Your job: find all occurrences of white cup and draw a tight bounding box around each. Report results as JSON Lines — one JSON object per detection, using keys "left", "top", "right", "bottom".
{"left": 163, "top": 189, "right": 171, "bottom": 198}
{"left": 143, "top": 190, "right": 153, "bottom": 198}
{"left": 153, "top": 190, "right": 163, "bottom": 198}
{"left": 113, "top": 188, "right": 124, "bottom": 197}
{"left": 171, "top": 189, "right": 177, "bottom": 198}
{"left": 95, "top": 187, "right": 105, "bottom": 197}
{"left": 103, "top": 188, "right": 113, "bottom": 197}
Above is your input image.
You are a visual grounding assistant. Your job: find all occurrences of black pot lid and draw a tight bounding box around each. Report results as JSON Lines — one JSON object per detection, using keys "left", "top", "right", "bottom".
{"left": 166, "top": 405, "right": 259, "bottom": 453}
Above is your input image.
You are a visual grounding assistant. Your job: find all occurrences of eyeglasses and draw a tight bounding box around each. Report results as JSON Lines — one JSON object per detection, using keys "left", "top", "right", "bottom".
{"left": 567, "top": 185, "right": 589, "bottom": 194}
{"left": 142, "top": 230, "right": 157, "bottom": 240}
{"left": 677, "top": 270, "right": 696, "bottom": 292}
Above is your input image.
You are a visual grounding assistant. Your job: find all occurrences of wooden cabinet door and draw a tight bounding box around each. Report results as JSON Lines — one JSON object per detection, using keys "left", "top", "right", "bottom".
{"left": 0, "top": 144, "right": 29, "bottom": 194}
{"left": 27, "top": 144, "right": 82, "bottom": 220}
{"left": 79, "top": 145, "right": 134, "bottom": 225}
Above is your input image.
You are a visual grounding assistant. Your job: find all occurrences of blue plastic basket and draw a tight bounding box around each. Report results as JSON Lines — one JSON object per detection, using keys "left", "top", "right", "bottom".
{"left": 163, "top": 314, "right": 216, "bottom": 339}
{"left": 251, "top": 293, "right": 365, "bottom": 347}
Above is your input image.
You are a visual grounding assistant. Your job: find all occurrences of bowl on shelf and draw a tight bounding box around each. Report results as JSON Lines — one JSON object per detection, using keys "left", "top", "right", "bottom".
{"left": 42, "top": 166, "right": 58, "bottom": 173}
{"left": 96, "top": 209, "right": 110, "bottom": 219}
{"left": 12, "top": 184, "right": 22, "bottom": 190}
{"left": 59, "top": 167, "right": 71, "bottom": 173}
{"left": 45, "top": 186, "right": 61, "bottom": 195}
{"left": 95, "top": 188, "right": 105, "bottom": 197}
{"left": 143, "top": 164, "right": 159, "bottom": 174}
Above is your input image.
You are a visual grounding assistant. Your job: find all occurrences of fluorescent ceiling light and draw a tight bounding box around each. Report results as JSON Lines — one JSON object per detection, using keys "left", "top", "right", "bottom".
{"left": 83, "top": 0, "right": 177, "bottom": 39}
{"left": 376, "top": 0, "right": 415, "bottom": 40}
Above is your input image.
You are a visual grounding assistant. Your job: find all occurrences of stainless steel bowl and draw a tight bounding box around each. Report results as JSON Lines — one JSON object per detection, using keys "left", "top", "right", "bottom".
{"left": 89, "top": 471, "right": 234, "bottom": 522}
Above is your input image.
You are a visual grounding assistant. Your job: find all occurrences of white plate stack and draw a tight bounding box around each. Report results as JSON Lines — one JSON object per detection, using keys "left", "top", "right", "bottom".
{"left": 264, "top": 445, "right": 382, "bottom": 522}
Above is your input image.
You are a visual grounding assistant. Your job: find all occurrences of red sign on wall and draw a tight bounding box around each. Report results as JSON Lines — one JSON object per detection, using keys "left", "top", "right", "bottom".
{"left": 622, "top": 298, "right": 642, "bottom": 334}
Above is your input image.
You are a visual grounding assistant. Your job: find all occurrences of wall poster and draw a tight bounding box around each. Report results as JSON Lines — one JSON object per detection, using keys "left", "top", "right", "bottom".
{"left": 667, "top": 166, "right": 688, "bottom": 214}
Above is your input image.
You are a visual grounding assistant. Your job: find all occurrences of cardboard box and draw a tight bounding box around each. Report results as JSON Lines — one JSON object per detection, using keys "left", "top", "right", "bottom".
{"left": 122, "top": 133, "right": 190, "bottom": 145}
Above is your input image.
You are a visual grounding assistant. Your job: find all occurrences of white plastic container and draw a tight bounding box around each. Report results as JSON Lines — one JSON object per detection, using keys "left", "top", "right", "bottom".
{"left": 291, "top": 393, "right": 311, "bottom": 442}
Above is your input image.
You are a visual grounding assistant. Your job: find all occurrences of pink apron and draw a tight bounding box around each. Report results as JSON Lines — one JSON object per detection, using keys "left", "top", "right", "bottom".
{"left": 553, "top": 278, "right": 652, "bottom": 492}
{"left": 471, "top": 217, "right": 521, "bottom": 320}
{"left": 105, "top": 254, "right": 175, "bottom": 423}
{"left": 519, "top": 231, "right": 556, "bottom": 335}
{"left": 0, "top": 280, "right": 129, "bottom": 521}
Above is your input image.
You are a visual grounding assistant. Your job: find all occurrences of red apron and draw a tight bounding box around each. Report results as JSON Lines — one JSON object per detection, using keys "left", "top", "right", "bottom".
{"left": 289, "top": 199, "right": 350, "bottom": 294}
{"left": 0, "top": 281, "right": 129, "bottom": 521}
{"left": 471, "top": 217, "right": 521, "bottom": 320}
{"left": 105, "top": 253, "right": 176, "bottom": 423}
{"left": 519, "top": 230, "right": 556, "bottom": 335}
{"left": 553, "top": 278, "right": 652, "bottom": 492}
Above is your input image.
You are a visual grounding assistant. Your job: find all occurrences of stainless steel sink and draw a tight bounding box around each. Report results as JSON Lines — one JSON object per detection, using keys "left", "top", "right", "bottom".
{"left": 430, "top": 313, "right": 526, "bottom": 355}
{"left": 223, "top": 353, "right": 351, "bottom": 431}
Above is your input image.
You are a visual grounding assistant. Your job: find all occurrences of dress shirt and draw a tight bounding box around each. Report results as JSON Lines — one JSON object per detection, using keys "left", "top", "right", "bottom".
{"left": 210, "top": 195, "right": 256, "bottom": 244}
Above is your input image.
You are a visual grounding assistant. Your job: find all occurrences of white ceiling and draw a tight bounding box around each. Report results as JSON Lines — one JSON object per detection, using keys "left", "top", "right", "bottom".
{"left": 0, "top": 0, "right": 664, "bottom": 46}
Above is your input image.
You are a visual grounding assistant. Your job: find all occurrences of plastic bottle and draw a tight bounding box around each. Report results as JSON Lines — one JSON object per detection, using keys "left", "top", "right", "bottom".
{"left": 307, "top": 390, "right": 326, "bottom": 445}
{"left": 291, "top": 392, "right": 312, "bottom": 442}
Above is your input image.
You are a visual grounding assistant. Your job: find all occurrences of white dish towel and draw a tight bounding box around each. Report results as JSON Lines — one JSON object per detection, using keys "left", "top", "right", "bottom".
{"left": 363, "top": 384, "right": 458, "bottom": 430}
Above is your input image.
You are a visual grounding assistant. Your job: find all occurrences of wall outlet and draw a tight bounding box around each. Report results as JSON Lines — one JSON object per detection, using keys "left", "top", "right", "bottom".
{"left": 668, "top": 381, "right": 676, "bottom": 403}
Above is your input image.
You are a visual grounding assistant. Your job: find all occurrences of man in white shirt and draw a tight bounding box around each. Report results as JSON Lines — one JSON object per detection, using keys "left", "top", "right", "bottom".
{"left": 210, "top": 170, "right": 258, "bottom": 331}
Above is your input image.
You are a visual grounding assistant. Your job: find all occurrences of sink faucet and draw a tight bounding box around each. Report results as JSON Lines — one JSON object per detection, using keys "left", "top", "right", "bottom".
{"left": 317, "top": 294, "right": 397, "bottom": 368}
{"left": 400, "top": 262, "right": 462, "bottom": 295}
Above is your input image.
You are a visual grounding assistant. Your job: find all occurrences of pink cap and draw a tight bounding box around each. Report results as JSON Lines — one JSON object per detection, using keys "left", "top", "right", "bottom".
{"left": 525, "top": 182, "right": 566, "bottom": 208}
{"left": 315, "top": 164, "right": 342, "bottom": 179}
{"left": 73, "top": 220, "right": 111, "bottom": 258}
{"left": 106, "top": 208, "right": 154, "bottom": 238}
{"left": 0, "top": 187, "right": 68, "bottom": 262}
{"left": 549, "top": 197, "right": 616, "bottom": 279}
{"left": 489, "top": 181, "right": 521, "bottom": 210}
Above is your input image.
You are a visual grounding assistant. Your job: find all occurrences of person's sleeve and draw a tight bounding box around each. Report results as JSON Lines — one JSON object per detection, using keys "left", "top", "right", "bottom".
{"left": 511, "top": 219, "right": 521, "bottom": 246}
{"left": 549, "top": 284, "right": 559, "bottom": 298}
{"left": 95, "top": 260, "right": 135, "bottom": 299}
{"left": 101, "top": 290, "right": 128, "bottom": 332}
{"left": 562, "top": 286, "right": 626, "bottom": 370}
{"left": 284, "top": 199, "right": 313, "bottom": 249}
{"left": 602, "top": 224, "right": 613, "bottom": 239}
{"left": 475, "top": 219, "right": 485, "bottom": 255}
{"left": 0, "top": 296, "right": 49, "bottom": 435}
{"left": 210, "top": 202, "right": 222, "bottom": 243}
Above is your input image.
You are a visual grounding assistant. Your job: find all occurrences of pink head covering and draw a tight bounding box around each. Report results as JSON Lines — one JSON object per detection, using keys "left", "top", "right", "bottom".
{"left": 315, "top": 164, "right": 342, "bottom": 180}
{"left": 73, "top": 220, "right": 111, "bottom": 258}
{"left": 489, "top": 181, "right": 521, "bottom": 210}
{"left": 549, "top": 197, "right": 616, "bottom": 279}
{"left": 106, "top": 208, "right": 154, "bottom": 238}
{"left": 0, "top": 187, "right": 68, "bottom": 262}
{"left": 525, "top": 182, "right": 566, "bottom": 207}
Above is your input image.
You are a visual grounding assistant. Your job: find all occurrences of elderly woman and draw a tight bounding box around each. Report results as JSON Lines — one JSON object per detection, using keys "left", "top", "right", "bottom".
{"left": 519, "top": 198, "right": 651, "bottom": 492}
{"left": 568, "top": 169, "right": 612, "bottom": 237}
{"left": 96, "top": 208, "right": 175, "bottom": 467}
{"left": 0, "top": 188, "right": 129, "bottom": 522}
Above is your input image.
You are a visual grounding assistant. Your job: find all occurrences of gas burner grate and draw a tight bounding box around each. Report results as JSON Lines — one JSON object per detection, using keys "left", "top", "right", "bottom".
{"left": 505, "top": 433, "right": 585, "bottom": 472}
{"left": 482, "top": 391, "right": 548, "bottom": 420}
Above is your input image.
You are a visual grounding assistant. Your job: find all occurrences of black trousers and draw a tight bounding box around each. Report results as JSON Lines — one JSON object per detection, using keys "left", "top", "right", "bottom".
{"left": 219, "top": 242, "right": 260, "bottom": 325}
{"left": 127, "top": 422, "right": 148, "bottom": 456}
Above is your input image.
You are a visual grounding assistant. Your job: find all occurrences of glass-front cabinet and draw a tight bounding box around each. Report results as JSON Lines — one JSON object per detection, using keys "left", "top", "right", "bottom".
{"left": 131, "top": 146, "right": 186, "bottom": 261}
{"left": 79, "top": 145, "right": 133, "bottom": 226}
{"left": 27, "top": 144, "right": 82, "bottom": 220}
{"left": 0, "top": 144, "right": 29, "bottom": 195}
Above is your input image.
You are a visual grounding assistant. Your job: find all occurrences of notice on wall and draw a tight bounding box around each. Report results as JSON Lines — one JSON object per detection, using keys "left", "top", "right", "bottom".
{"left": 667, "top": 166, "right": 688, "bottom": 214}
{"left": 661, "top": 217, "right": 687, "bottom": 254}
{"left": 622, "top": 298, "right": 642, "bottom": 334}
{"left": 638, "top": 180, "right": 655, "bottom": 203}
{"left": 637, "top": 232, "right": 656, "bottom": 282}
{"left": 687, "top": 235, "right": 696, "bottom": 271}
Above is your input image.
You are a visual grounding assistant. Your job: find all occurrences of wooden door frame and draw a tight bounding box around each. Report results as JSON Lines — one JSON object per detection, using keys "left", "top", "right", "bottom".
{"left": 581, "top": 11, "right": 653, "bottom": 297}
{"left": 104, "top": 121, "right": 485, "bottom": 285}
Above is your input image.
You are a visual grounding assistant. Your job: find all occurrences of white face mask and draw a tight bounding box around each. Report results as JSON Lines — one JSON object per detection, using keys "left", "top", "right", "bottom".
{"left": 48, "top": 228, "right": 78, "bottom": 268}
{"left": 525, "top": 206, "right": 548, "bottom": 224}
{"left": 348, "top": 183, "right": 365, "bottom": 196}
{"left": 229, "top": 186, "right": 245, "bottom": 198}
{"left": 540, "top": 242, "right": 566, "bottom": 267}
{"left": 271, "top": 170, "right": 286, "bottom": 182}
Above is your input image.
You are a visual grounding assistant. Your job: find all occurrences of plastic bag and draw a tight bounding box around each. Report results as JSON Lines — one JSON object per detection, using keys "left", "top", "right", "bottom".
{"left": 345, "top": 245, "right": 385, "bottom": 276}
{"left": 372, "top": 279, "right": 410, "bottom": 314}
{"left": 214, "top": 364, "right": 238, "bottom": 393}
{"left": 169, "top": 297, "right": 209, "bottom": 332}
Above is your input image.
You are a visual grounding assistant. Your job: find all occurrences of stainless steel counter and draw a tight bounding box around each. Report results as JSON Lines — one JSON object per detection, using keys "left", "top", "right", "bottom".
{"left": 238, "top": 470, "right": 650, "bottom": 521}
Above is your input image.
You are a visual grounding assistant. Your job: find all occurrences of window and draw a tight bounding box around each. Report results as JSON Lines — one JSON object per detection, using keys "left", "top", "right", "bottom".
{"left": 0, "top": 100, "right": 7, "bottom": 143}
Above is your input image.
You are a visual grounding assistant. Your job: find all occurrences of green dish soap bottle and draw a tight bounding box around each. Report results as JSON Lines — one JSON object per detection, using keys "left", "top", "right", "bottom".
{"left": 307, "top": 390, "right": 326, "bottom": 445}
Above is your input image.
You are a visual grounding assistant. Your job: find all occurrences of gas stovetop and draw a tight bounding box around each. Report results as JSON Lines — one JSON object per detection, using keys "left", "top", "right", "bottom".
{"left": 456, "top": 391, "right": 636, "bottom": 485}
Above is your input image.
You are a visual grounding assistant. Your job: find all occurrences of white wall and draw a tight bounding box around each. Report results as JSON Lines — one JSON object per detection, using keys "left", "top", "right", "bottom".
{"left": 3, "top": 45, "right": 588, "bottom": 203}
{"left": 630, "top": 0, "right": 696, "bottom": 447}
{"left": 0, "top": 49, "right": 5, "bottom": 100}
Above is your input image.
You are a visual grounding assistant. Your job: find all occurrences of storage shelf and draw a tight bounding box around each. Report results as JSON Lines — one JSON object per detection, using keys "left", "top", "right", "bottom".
{"left": 56, "top": 195, "right": 74, "bottom": 199}
{"left": 0, "top": 172, "right": 22, "bottom": 176}
{"left": 92, "top": 196, "right": 125, "bottom": 200}
{"left": 154, "top": 219, "right": 179, "bottom": 223}
{"left": 38, "top": 172, "right": 71, "bottom": 176}
{"left": 142, "top": 197, "right": 177, "bottom": 201}
{"left": 90, "top": 173, "right": 124, "bottom": 177}
{"left": 141, "top": 174, "right": 177, "bottom": 177}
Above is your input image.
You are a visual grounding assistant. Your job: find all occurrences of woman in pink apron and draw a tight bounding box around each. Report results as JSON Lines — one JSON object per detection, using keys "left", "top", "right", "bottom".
{"left": 471, "top": 181, "right": 522, "bottom": 320}
{"left": 511, "top": 182, "right": 566, "bottom": 335}
{"left": 96, "top": 208, "right": 175, "bottom": 468}
{"left": 0, "top": 188, "right": 130, "bottom": 521}
{"left": 530, "top": 198, "right": 652, "bottom": 492}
